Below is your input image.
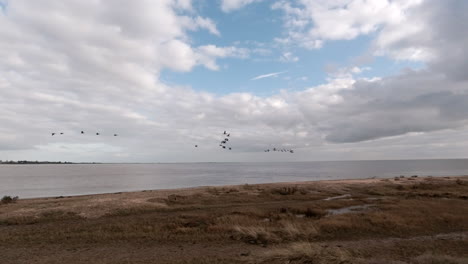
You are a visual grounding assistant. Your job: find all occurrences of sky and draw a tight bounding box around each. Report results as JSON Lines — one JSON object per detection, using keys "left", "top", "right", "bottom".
{"left": 1, "top": 0, "right": 468, "bottom": 163}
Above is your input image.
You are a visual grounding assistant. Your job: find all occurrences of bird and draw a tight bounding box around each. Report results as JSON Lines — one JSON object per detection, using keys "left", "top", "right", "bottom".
{"left": 229, "top": 147, "right": 232, "bottom": 150}
{"left": 227, "top": 133, "right": 230, "bottom": 137}
{"left": 81, "top": 131, "right": 84, "bottom": 134}
{"left": 222, "top": 146, "right": 226, "bottom": 149}
{"left": 51, "top": 133, "right": 55, "bottom": 136}
{"left": 223, "top": 131, "right": 226, "bottom": 135}
{"left": 60, "top": 132, "right": 64, "bottom": 135}
{"left": 225, "top": 138, "right": 229, "bottom": 141}
{"left": 114, "top": 134, "right": 118, "bottom": 136}
{"left": 290, "top": 150, "right": 294, "bottom": 153}
{"left": 195, "top": 145, "right": 198, "bottom": 148}
{"left": 96, "top": 133, "right": 100, "bottom": 135}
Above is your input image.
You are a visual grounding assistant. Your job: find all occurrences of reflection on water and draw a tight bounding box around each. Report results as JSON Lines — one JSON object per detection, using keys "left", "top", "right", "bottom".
{"left": 1, "top": 159, "right": 468, "bottom": 198}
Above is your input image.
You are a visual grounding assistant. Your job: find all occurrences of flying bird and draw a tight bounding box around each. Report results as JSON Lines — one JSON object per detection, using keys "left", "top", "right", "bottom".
{"left": 114, "top": 134, "right": 118, "bottom": 136}
{"left": 96, "top": 133, "right": 100, "bottom": 135}
{"left": 81, "top": 131, "right": 84, "bottom": 134}
{"left": 195, "top": 145, "right": 198, "bottom": 148}
{"left": 60, "top": 133, "right": 63, "bottom": 135}
{"left": 51, "top": 133, "right": 55, "bottom": 136}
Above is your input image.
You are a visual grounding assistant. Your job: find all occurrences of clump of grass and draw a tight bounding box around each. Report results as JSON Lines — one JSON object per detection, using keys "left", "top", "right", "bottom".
{"left": 271, "top": 186, "right": 300, "bottom": 195}
{"left": 232, "top": 225, "right": 279, "bottom": 245}
{"left": 303, "top": 207, "right": 327, "bottom": 218}
{"left": 278, "top": 206, "right": 326, "bottom": 219}
{"left": 260, "top": 242, "right": 351, "bottom": 264}
{"left": 1, "top": 195, "right": 19, "bottom": 204}
{"left": 412, "top": 253, "right": 468, "bottom": 264}
{"left": 455, "top": 179, "right": 466, "bottom": 185}
{"left": 0, "top": 210, "right": 83, "bottom": 226}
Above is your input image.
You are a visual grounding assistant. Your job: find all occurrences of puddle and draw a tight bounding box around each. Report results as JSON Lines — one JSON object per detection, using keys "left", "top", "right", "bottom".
{"left": 327, "top": 204, "right": 373, "bottom": 216}
{"left": 323, "top": 194, "right": 351, "bottom": 201}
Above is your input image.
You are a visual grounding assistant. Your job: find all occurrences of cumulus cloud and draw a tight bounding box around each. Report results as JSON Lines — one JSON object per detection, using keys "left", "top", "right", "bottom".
{"left": 273, "top": 0, "right": 424, "bottom": 52}
{"left": 1, "top": 0, "right": 468, "bottom": 162}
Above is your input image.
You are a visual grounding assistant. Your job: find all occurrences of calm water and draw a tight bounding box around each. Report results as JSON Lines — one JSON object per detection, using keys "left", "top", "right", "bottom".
{"left": 1, "top": 159, "right": 468, "bottom": 198}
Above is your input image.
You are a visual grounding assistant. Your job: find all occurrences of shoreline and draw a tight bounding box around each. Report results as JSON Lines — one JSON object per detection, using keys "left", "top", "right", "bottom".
{"left": 7, "top": 174, "right": 468, "bottom": 200}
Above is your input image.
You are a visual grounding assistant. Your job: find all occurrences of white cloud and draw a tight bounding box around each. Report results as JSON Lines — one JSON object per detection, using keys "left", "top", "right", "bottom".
{"left": 273, "top": 0, "right": 427, "bottom": 58}
{"left": 192, "top": 16, "right": 220, "bottom": 36}
{"left": 1, "top": 0, "right": 468, "bottom": 162}
{"left": 196, "top": 45, "right": 249, "bottom": 70}
{"left": 221, "top": 0, "right": 262, "bottom": 12}
{"left": 279, "top": 52, "right": 299, "bottom": 62}
{"left": 251, "top": 71, "right": 287, "bottom": 80}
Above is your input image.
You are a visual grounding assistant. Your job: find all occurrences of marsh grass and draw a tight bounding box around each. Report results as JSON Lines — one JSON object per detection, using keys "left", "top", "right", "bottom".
{"left": 259, "top": 242, "right": 351, "bottom": 264}
{"left": 1, "top": 177, "right": 468, "bottom": 263}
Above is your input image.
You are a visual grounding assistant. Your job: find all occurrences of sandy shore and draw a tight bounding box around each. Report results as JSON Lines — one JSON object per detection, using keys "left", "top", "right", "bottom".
{"left": 1, "top": 175, "right": 468, "bottom": 263}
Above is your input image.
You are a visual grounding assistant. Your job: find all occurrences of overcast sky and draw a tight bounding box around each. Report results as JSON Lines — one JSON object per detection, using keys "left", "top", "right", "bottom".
{"left": 1, "top": 0, "right": 468, "bottom": 163}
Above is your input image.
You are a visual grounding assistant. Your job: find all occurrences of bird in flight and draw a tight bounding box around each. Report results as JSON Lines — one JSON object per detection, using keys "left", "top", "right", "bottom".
{"left": 51, "top": 133, "right": 55, "bottom": 136}
{"left": 96, "top": 132, "right": 100, "bottom": 135}
{"left": 81, "top": 131, "right": 84, "bottom": 134}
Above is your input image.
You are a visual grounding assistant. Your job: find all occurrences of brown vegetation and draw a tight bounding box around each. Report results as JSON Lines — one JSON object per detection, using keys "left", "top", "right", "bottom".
{"left": 0, "top": 176, "right": 467, "bottom": 263}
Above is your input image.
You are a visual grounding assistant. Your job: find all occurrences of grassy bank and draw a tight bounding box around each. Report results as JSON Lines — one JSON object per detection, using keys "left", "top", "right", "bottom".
{"left": 1, "top": 176, "right": 468, "bottom": 263}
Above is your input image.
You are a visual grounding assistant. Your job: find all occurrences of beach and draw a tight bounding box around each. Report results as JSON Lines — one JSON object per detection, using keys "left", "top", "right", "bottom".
{"left": 1, "top": 175, "right": 468, "bottom": 263}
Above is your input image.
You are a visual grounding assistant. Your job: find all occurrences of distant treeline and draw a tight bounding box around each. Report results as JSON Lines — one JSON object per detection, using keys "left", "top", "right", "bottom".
{"left": 0, "top": 160, "right": 97, "bottom": 165}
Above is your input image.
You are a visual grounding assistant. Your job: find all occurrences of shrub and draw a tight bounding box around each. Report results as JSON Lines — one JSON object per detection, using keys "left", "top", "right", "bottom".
{"left": 271, "top": 186, "right": 299, "bottom": 195}
{"left": 1, "top": 195, "right": 18, "bottom": 204}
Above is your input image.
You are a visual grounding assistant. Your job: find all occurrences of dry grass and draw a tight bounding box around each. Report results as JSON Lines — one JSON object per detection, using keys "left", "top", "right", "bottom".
{"left": 258, "top": 242, "right": 352, "bottom": 264}
{"left": 1, "top": 176, "right": 467, "bottom": 263}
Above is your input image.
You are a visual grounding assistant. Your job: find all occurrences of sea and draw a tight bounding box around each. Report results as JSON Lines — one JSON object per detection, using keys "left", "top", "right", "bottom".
{"left": 1, "top": 159, "right": 468, "bottom": 198}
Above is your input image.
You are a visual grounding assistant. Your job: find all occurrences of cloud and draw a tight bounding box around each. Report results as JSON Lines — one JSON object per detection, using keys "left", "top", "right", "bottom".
{"left": 279, "top": 52, "right": 299, "bottom": 62}
{"left": 196, "top": 45, "right": 249, "bottom": 70}
{"left": 251, "top": 71, "right": 288, "bottom": 80}
{"left": 220, "top": 0, "right": 262, "bottom": 12}
{"left": 273, "top": 0, "right": 425, "bottom": 51}
{"left": 192, "top": 16, "right": 220, "bottom": 36}
{"left": 1, "top": 0, "right": 468, "bottom": 162}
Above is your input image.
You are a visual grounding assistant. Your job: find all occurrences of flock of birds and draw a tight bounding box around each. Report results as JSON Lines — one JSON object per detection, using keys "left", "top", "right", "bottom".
{"left": 195, "top": 130, "right": 295, "bottom": 153}
{"left": 194, "top": 130, "right": 232, "bottom": 150}
{"left": 218, "top": 130, "right": 232, "bottom": 150}
{"left": 264, "top": 148, "right": 294, "bottom": 153}
{"left": 51, "top": 130, "right": 294, "bottom": 153}
{"left": 51, "top": 131, "right": 118, "bottom": 136}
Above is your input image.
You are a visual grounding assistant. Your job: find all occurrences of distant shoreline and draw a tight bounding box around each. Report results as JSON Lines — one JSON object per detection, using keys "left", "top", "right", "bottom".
{"left": 0, "top": 161, "right": 100, "bottom": 165}
{"left": 1, "top": 158, "right": 468, "bottom": 165}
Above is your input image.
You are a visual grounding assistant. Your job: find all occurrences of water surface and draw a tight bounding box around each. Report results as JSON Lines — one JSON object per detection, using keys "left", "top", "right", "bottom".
{"left": 1, "top": 159, "right": 468, "bottom": 198}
